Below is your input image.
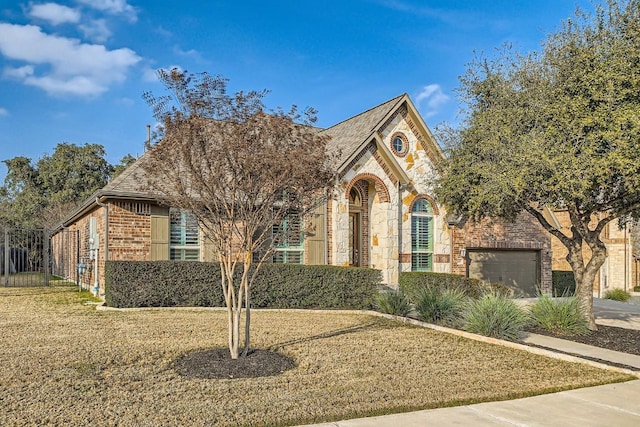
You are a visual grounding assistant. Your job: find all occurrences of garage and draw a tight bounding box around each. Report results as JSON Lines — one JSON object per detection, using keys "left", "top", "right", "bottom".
{"left": 467, "top": 250, "right": 540, "bottom": 297}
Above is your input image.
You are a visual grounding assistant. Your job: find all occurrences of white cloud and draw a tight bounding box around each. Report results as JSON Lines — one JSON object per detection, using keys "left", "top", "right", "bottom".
{"left": 0, "top": 107, "right": 8, "bottom": 116}
{"left": 75, "top": 0, "right": 137, "bottom": 22}
{"left": 4, "top": 65, "right": 35, "bottom": 79}
{"left": 78, "top": 18, "right": 111, "bottom": 42}
{"left": 28, "top": 3, "right": 81, "bottom": 26}
{"left": 141, "top": 67, "right": 159, "bottom": 82}
{"left": 0, "top": 23, "right": 140, "bottom": 97}
{"left": 414, "top": 84, "right": 450, "bottom": 118}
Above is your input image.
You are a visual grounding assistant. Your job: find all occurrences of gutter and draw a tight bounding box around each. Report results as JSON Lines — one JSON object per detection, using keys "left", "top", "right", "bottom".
{"left": 95, "top": 197, "right": 109, "bottom": 262}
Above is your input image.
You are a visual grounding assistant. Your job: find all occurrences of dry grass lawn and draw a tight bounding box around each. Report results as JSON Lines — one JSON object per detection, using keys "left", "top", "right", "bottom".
{"left": 0, "top": 285, "right": 633, "bottom": 426}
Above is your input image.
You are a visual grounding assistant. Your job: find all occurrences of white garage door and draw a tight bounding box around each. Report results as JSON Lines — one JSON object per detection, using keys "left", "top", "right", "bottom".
{"left": 468, "top": 250, "right": 540, "bottom": 297}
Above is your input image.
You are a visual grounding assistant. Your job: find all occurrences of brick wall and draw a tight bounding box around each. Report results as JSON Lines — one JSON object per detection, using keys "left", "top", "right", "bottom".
{"left": 451, "top": 211, "right": 552, "bottom": 292}
{"left": 108, "top": 200, "right": 152, "bottom": 262}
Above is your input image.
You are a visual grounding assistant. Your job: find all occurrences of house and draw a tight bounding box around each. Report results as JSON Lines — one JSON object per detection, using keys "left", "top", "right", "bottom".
{"left": 546, "top": 210, "right": 637, "bottom": 296}
{"left": 51, "top": 94, "right": 552, "bottom": 297}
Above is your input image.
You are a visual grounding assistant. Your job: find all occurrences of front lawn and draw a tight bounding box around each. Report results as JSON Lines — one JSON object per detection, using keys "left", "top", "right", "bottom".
{"left": 0, "top": 285, "right": 632, "bottom": 426}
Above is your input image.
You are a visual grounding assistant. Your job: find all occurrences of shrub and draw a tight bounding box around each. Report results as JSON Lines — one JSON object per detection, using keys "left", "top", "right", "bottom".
{"left": 414, "top": 286, "right": 467, "bottom": 327}
{"left": 399, "top": 272, "right": 503, "bottom": 301}
{"left": 463, "top": 294, "right": 529, "bottom": 340}
{"left": 603, "top": 288, "right": 631, "bottom": 302}
{"left": 376, "top": 289, "right": 412, "bottom": 317}
{"left": 529, "top": 294, "right": 589, "bottom": 336}
{"left": 634, "top": 286, "right": 640, "bottom": 292}
{"left": 104, "top": 261, "right": 380, "bottom": 309}
{"left": 552, "top": 271, "right": 576, "bottom": 296}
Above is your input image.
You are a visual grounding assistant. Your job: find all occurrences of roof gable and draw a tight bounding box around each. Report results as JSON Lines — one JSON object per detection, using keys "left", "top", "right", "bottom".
{"left": 320, "top": 94, "right": 404, "bottom": 169}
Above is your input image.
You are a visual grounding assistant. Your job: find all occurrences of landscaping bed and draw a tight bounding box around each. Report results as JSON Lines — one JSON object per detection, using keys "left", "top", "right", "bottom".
{"left": 0, "top": 285, "right": 633, "bottom": 427}
{"left": 525, "top": 324, "right": 640, "bottom": 356}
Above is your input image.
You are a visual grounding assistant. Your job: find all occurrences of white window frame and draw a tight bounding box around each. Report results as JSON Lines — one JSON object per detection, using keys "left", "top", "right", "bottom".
{"left": 411, "top": 199, "right": 434, "bottom": 271}
{"left": 273, "top": 210, "right": 304, "bottom": 264}
{"left": 169, "top": 208, "right": 200, "bottom": 261}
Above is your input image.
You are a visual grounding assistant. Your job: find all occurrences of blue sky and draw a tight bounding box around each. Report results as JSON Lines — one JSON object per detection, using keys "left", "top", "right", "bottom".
{"left": 0, "top": 0, "right": 593, "bottom": 180}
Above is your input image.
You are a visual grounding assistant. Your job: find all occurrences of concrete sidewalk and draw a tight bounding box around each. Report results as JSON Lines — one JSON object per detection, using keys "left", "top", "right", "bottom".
{"left": 298, "top": 298, "right": 640, "bottom": 427}
{"left": 301, "top": 380, "right": 640, "bottom": 426}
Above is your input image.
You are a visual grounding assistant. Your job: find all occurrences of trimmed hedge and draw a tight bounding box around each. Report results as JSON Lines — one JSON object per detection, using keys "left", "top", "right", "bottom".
{"left": 104, "top": 261, "right": 380, "bottom": 310}
{"left": 398, "top": 272, "right": 508, "bottom": 302}
{"left": 552, "top": 271, "right": 576, "bottom": 296}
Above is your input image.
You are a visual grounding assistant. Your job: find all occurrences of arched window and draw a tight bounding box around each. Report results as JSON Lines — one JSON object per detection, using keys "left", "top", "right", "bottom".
{"left": 349, "top": 187, "right": 362, "bottom": 207}
{"left": 411, "top": 199, "right": 433, "bottom": 271}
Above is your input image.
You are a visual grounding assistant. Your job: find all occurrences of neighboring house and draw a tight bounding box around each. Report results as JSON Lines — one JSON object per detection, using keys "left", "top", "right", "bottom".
{"left": 51, "top": 94, "right": 552, "bottom": 297}
{"left": 547, "top": 210, "right": 637, "bottom": 295}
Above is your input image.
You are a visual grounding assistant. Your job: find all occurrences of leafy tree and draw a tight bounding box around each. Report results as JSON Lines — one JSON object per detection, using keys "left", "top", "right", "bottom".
{"left": 142, "top": 69, "right": 336, "bottom": 358}
{"left": 1, "top": 143, "right": 115, "bottom": 228}
{"left": 0, "top": 157, "right": 42, "bottom": 228}
{"left": 113, "top": 154, "right": 137, "bottom": 178}
{"left": 436, "top": 0, "right": 640, "bottom": 330}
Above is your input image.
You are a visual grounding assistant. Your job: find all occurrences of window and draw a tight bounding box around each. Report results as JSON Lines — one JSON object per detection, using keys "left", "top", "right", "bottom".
{"left": 411, "top": 199, "right": 433, "bottom": 271}
{"left": 273, "top": 210, "right": 304, "bottom": 264}
{"left": 170, "top": 209, "right": 200, "bottom": 261}
{"left": 390, "top": 132, "right": 409, "bottom": 156}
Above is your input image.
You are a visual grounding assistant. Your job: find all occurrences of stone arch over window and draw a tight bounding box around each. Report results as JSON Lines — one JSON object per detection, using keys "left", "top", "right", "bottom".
{"left": 408, "top": 194, "right": 439, "bottom": 215}
{"left": 344, "top": 173, "right": 390, "bottom": 203}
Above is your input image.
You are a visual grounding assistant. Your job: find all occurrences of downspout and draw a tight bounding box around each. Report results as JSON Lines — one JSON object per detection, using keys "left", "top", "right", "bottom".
{"left": 397, "top": 182, "right": 404, "bottom": 286}
{"left": 625, "top": 226, "right": 629, "bottom": 292}
{"left": 324, "top": 192, "right": 329, "bottom": 265}
{"left": 95, "top": 197, "right": 109, "bottom": 297}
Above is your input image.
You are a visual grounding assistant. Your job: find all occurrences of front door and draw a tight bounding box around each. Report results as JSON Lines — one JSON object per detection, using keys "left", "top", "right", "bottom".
{"left": 349, "top": 212, "right": 361, "bottom": 266}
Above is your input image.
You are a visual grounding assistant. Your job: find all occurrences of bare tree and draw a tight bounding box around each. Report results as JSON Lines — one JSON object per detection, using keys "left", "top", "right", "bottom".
{"left": 143, "top": 69, "right": 336, "bottom": 358}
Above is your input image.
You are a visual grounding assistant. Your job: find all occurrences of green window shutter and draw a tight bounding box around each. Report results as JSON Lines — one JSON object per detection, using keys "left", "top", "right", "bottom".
{"left": 151, "top": 205, "right": 169, "bottom": 261}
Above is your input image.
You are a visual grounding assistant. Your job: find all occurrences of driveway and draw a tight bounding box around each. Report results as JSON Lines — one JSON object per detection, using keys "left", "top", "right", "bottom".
{"left": 593, "top": 297, "right": 640, "bottom": 330}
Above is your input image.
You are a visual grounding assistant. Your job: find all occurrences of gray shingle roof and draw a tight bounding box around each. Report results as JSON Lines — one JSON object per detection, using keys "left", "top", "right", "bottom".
{"left": 320, "top": 94, "right": 405, "bottom": 168}
{"left": 58, "top": 94, "right": 409, "bottom": 227}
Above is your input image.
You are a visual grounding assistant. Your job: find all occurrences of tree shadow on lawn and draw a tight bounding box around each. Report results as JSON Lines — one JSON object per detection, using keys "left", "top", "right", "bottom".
{"left": 175, "top": 321, "right": 384, "bottom": 380}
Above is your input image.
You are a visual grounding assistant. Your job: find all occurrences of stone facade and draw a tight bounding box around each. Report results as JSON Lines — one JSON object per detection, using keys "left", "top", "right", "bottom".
{"left": 549, "top": 210, "right": 636, "bottom": 295}
{"left": 52, "top": 93, "right": 554, "bottom": 296}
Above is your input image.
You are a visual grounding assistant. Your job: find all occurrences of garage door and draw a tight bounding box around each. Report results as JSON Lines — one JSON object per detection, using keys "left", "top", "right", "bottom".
{"left": 468, "top": 250, "right": 540, "bottom": 297}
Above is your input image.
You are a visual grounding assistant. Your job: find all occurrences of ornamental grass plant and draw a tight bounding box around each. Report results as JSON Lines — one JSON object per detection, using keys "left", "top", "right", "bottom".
{"left": 463, "top": 293, "right": 530, "bottom": 340}
{"left": 603, "top": 288, "right": 631, "bottom": 302}
{"left": 529, "top": 294, "right": 590, "bottom": 336}
{"left": 414, "top": 286, "right": 468, "bottom": 327}
{"left": 376, "top": 289, "right": 412, "bottom": 317}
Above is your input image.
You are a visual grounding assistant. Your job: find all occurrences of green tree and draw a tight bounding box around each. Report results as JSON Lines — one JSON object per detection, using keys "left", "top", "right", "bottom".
{"left": 113, "top": 154, "right": 137, "bottom": 178}
{"left": 143, "top": 69, "right": 336, "bottom": 359}
{"left": 0, "top": 157, "right": 42, "bottom": 228}
{"left": 436, "top": 0, "right": 640, "bottom": 330}
{"left": 1, "top": 143, "right": 115, "bottom": 228}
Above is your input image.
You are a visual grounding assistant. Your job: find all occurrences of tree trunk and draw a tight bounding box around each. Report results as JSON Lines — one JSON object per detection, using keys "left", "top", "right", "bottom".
{"left": 241, "top": 252, "right": 251, "bottom": 357}
{"left": 566, "top": 242, "right": 606, "bottom": 331}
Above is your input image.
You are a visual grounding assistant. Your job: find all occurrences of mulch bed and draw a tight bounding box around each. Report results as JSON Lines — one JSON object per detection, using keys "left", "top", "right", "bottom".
{"left": 525, "top": 324, "right": 640, "bottom": 356}
{"left": 175, "top": 348, "right": 296, "bottom": 379}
